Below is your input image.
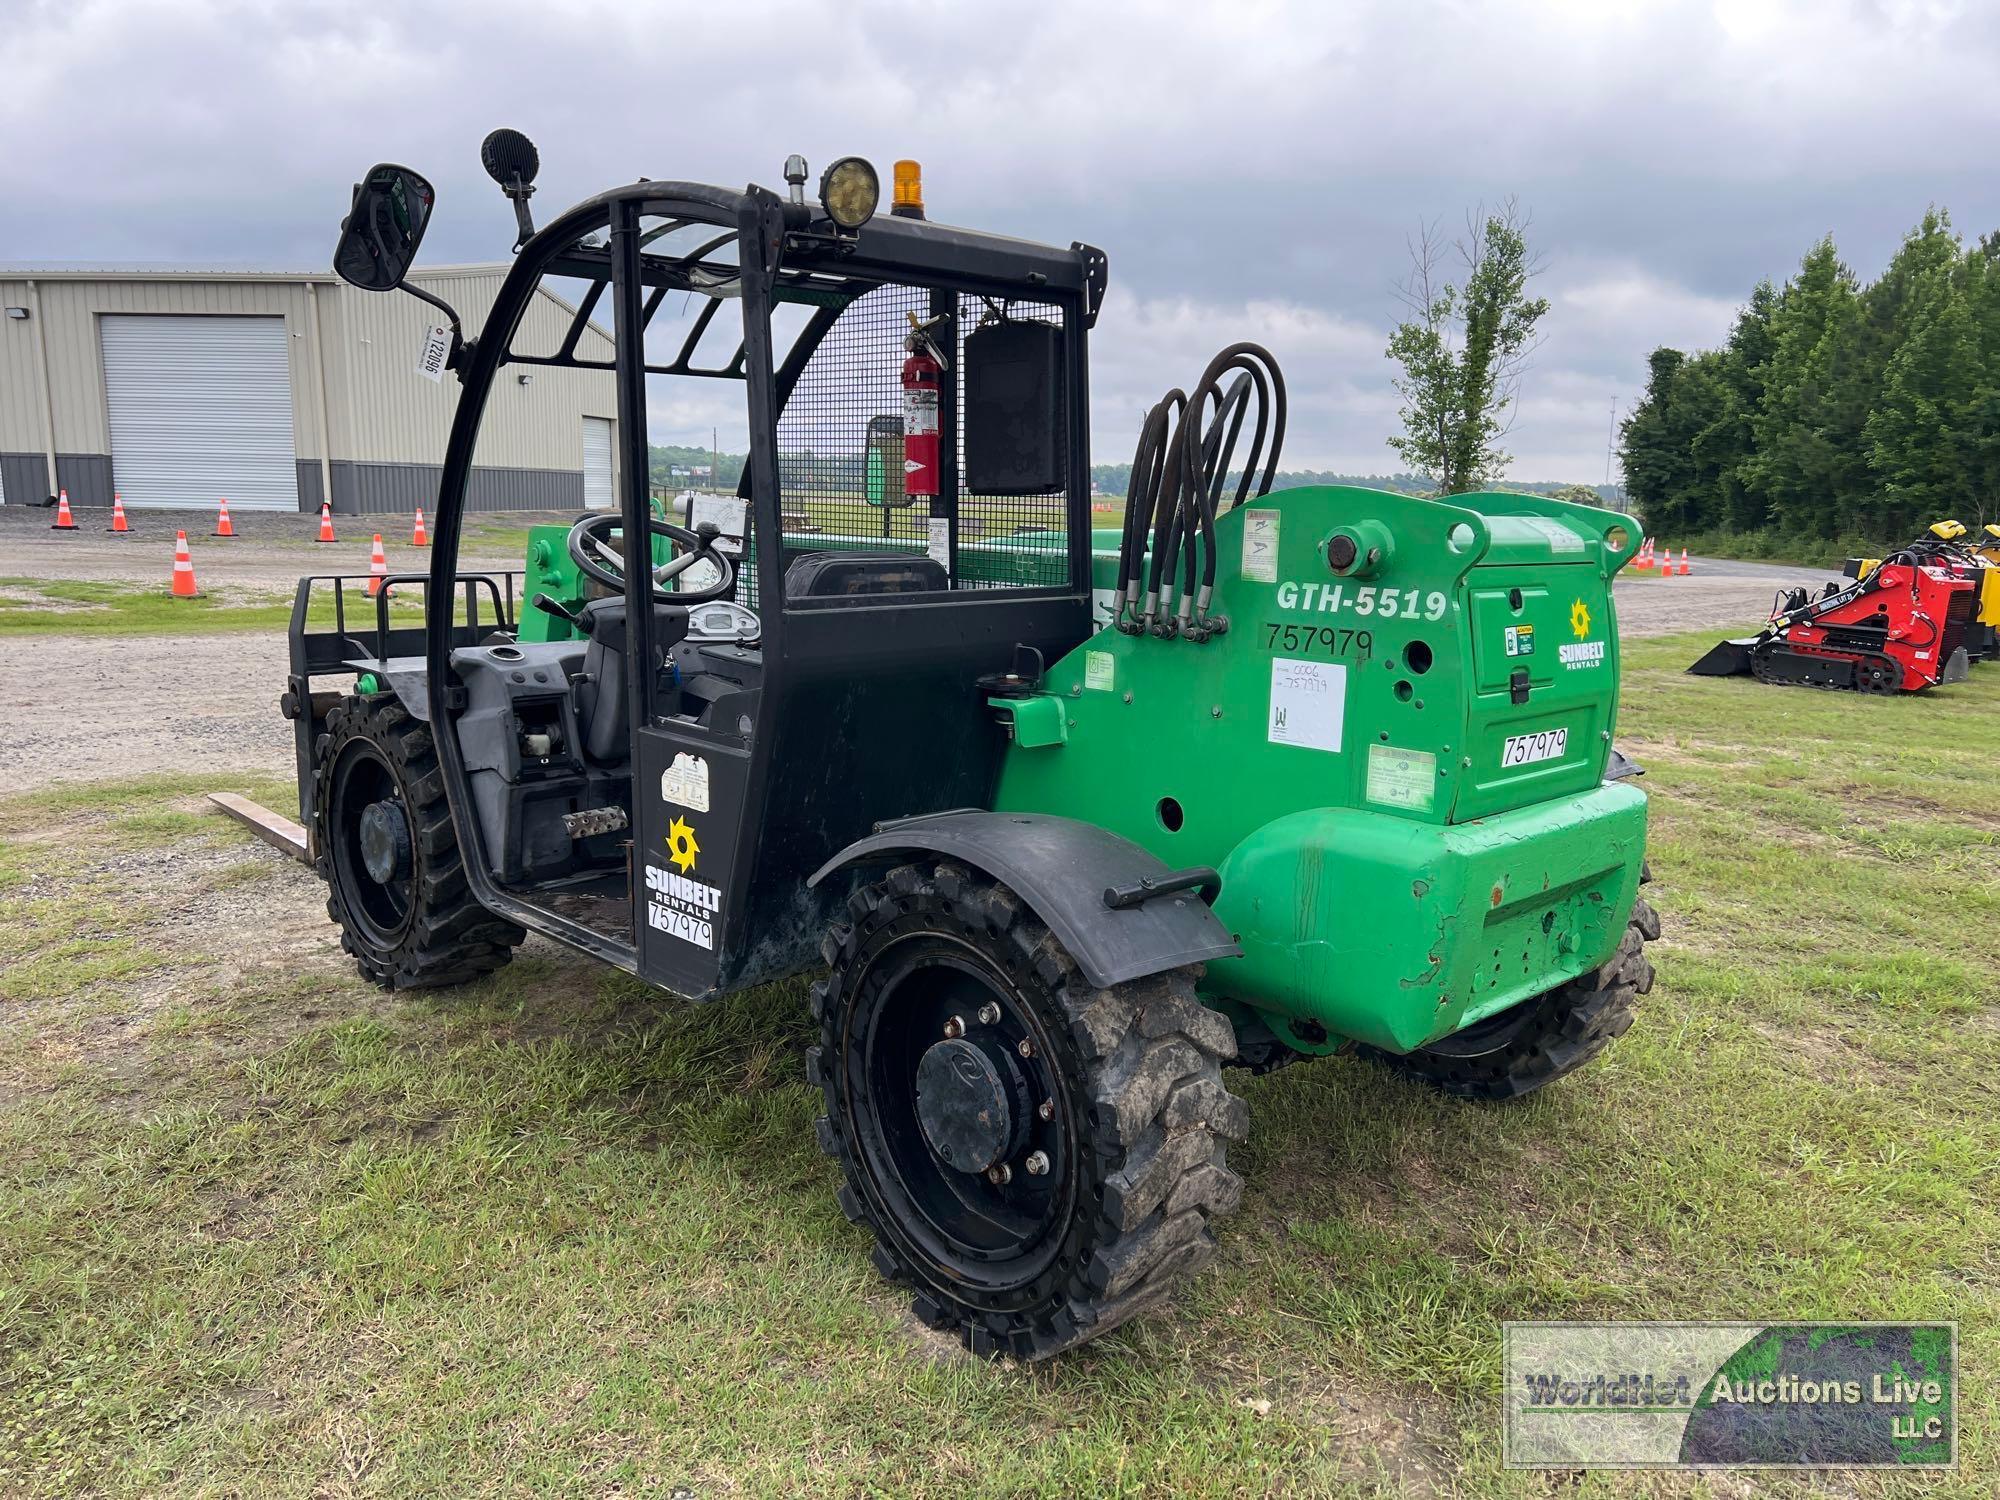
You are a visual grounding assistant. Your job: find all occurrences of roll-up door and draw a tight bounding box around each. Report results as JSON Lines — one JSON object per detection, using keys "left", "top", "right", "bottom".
{"left": 583, "top": 416, "right": 615, "bottom": 509}
{"left": 100, "top": 314, "right": 300, "bottom": 509}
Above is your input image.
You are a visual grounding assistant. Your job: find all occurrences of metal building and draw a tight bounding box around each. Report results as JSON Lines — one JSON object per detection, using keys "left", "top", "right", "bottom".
{"left": 0, "top": 265, "right": 617, "bottom": 514}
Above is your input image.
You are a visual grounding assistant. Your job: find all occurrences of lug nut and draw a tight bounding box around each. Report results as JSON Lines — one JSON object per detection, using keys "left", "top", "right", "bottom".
{"left": 943, "top": 1015, "right": 965, "bottom": 1039}
{"left": 1037, "top": 1098, "right": 1056, "bottom": 1122}
{"left": 1024, "top": 1150, "right": 1050, "bottom": 1176}
{"left": 986, "top": 1164, "right": 1012, "bottom": 1185}
{"left": 977, "top": 1001, "right": 1001, "bottom": 1026}
{"left": 1016, "top": 1037, "right": 1035, "bottom": 1059}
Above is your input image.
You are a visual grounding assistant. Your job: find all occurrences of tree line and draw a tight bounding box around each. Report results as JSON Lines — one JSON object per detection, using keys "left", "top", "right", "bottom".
{"left": 1620, "top": 209, "right": 2000, "bottom": 559}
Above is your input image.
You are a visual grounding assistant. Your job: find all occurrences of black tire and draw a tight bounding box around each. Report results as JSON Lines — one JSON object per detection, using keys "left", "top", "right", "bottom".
{"left": 808, "top": 861, "right": 1247, "bottom": 1360}
{"left": 313, "top": 692, "right": 524, "bottom": 989}
{"left": 1361, "top": 893, "right": 1660, "bottom": 1101}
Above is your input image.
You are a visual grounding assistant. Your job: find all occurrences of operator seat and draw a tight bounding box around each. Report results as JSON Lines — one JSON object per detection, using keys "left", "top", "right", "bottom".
{"left": 783, "top": 552, "right": 949, "bottom": 599}
{"left": 574, "top": 598, "right": 687, "bottom": 762}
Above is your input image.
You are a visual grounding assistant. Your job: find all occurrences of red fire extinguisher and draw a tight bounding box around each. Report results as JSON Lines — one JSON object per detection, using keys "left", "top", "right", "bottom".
{"left": 901, "top": 316, "right": 945, "bottom": 499}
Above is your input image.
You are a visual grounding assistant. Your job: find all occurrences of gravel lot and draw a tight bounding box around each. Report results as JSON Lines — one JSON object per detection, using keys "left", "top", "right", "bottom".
{"left": 4, "top": 507, "right": 1829, "bottom": 784}
{"left": 0, "top": 502, "right": 549, "bottom": 590}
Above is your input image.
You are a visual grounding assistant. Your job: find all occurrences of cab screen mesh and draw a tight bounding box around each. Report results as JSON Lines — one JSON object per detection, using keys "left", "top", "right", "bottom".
{"left": 765, "top": 282, "right": 1073, "bottom": 603}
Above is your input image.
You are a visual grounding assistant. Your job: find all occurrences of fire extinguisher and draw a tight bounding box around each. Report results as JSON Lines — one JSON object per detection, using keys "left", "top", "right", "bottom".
{"left": 901, "top": 314, "right": 946, "bottom": 499}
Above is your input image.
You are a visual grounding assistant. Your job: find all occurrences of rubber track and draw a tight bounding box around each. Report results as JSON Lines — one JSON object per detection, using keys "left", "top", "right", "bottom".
{"left": 807, "top": 861, "right": 1248, "bottom": 1360}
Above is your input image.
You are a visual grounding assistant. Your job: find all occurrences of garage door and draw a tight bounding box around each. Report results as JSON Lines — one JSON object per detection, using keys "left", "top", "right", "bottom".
{"left": 583, "top": 416, "right": 614, "bottom": 509}
{"left": 100, "top": 315, "right": 300, "bottom": 510}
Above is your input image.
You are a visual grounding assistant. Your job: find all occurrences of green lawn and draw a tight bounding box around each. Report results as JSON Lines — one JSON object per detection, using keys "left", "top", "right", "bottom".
{"left": 0, "top": 635, "right": 1994, "bottom": 1495}
{"left": 0, "top": 579, "right": 430, "bottom": 637}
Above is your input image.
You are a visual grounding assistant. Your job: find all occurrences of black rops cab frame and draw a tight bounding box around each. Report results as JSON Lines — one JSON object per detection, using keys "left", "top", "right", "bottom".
{"left": 286, "top": 155, "right": 1136, "bottom": 1000}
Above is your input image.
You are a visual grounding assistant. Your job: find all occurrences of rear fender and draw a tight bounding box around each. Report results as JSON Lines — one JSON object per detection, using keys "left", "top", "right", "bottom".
{"left": 808, "top": 811, "right": 1240, "bottom": 990}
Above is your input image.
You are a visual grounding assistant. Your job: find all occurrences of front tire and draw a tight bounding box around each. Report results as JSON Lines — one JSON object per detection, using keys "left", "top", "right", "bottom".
{"left": 1361, "top": 894, "right": 1660, "bottom": 1101}
{"left": 808, "top": 862, "right": 1247, "bottom": 1360}
{"left": 313, "top": 693, "right": 524, "bottom": 989}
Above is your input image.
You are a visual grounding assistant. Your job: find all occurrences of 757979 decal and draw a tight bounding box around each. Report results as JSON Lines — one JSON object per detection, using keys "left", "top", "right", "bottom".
{"left": 1263, "top": 622, "right": 1374, "bottom": 660}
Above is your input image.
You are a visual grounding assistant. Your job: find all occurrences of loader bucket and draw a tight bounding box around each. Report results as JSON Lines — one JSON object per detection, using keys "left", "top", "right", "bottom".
{"left": 1687, "top": 637, "right": 1757, "bottom": 676}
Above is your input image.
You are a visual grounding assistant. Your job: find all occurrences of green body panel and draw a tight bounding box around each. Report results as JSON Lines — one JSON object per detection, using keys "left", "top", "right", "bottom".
{"left": 992, "top": 485, "right": 1647, "bottom": 1054}
{"left": 1209, "top": 784, "right": 1646, "bottom": 1052}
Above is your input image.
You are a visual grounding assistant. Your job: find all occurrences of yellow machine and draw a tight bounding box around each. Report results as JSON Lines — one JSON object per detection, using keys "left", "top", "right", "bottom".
{"left": 1843, "top": 520, "right": 2000, "bottom": 662}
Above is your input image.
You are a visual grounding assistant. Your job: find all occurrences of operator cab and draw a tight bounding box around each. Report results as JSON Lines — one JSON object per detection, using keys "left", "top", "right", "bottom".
{"left": 291, "top": 135, "right": 1104, "bottom": 997}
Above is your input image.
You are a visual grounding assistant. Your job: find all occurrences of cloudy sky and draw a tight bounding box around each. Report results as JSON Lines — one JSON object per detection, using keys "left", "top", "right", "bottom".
{"left": 7, "top": 0, "right": 1997, "bottom": 482}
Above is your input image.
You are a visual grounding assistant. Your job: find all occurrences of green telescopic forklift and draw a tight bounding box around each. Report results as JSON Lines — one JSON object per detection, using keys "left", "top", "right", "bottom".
{"left": 284, "top": 134, "right": 1657, "bottom": 1360}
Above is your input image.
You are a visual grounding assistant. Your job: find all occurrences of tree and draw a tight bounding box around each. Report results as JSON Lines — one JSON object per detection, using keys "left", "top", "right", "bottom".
{"left": 1385, "top": 202, "right": 1550, "bottom": 494}
{"left": 1866, "top": 256, "right": 1978, "bottom": 532}
{"left": 1620, "top": 348, "right": 1733, "bottom": 534}
{"left": 1740, "top": 237, "right": 1869, "bottom": 533}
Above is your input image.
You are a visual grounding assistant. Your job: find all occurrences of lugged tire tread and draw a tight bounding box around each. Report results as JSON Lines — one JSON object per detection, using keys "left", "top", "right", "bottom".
{"left": 810, "top": 861, "right": 1247, "bottom": 1360}
{"left": 313, "top": 693, "right": 524, "bottom": 991}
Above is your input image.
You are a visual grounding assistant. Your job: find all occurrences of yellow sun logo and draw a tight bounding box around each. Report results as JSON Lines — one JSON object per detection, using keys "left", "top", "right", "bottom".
{"left": 666, "top": 816, "right": 700, "bottom": 874}
{"left": 1569, "top": 598, "right": 1592, "bottom": 639}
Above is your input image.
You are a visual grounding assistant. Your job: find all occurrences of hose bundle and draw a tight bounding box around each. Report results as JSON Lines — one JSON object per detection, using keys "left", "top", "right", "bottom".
{"left": 1113, "top": 343, "right": 1286, "bottom": 642}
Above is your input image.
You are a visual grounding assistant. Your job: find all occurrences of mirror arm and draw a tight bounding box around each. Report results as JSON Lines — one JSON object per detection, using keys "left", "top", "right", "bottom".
{"left": 396, "top": 281, "right": 467, "bottom": 374}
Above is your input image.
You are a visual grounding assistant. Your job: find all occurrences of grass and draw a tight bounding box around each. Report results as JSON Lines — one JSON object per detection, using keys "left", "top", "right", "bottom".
{"left": 0, "top": 637, "right": 1995, "bottom": 1494}
{"left": 0, "top": 578, "right": 431, "bottom": 637}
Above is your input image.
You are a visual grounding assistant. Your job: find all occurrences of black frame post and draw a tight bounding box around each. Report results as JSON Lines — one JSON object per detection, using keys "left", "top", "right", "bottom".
{"left": 609, "top": 197, "right": 654, "bottom": 766}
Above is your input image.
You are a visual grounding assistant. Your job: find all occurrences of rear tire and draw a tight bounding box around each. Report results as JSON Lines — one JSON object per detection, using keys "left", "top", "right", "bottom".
{"left": 1362, "top": 894, "right": 1660, "bottom": 1101}
{"left": 313, "top": 693, "right": 524, "bottom": 989}
{"left": 808, "top": 861, "right": 1247, "bottom": 1360}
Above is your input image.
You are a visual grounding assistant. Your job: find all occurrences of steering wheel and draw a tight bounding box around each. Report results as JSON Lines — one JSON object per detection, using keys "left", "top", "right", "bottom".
{"left": 566, "top": 512, "right": 735, "bottom": 604}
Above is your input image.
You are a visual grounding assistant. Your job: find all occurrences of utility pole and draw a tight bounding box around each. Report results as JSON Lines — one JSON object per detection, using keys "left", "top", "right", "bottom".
{"left": 1603, "top": 397, "right": 1618, "bottom": 498}
{"left": 713, "top": 426, "right": 719, "bottom": 495}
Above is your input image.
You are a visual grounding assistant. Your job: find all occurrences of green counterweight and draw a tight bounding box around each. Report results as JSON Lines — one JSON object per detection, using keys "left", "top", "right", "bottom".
{"left": 993, "top": 485, "right": 1648, "bottom": 1055}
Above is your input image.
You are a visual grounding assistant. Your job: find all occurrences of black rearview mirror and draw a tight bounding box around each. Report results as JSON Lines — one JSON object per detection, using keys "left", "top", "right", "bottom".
{"left": 333, "top": 164, "right": 435, "bottom": 292}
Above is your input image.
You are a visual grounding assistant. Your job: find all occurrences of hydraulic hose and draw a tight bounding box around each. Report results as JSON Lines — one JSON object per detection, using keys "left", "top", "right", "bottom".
{"left": 1115, "top": 397, "right": 1171, "bottom": 632}
{"left": 1116, "top": 342, "right": 1287, "bottom": 642}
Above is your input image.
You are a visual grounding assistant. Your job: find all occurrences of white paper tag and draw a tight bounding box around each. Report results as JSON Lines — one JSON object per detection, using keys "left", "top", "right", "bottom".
{"left": 1242, "top": 509, "right": 1280, "bottom": 582}
{"left": 689, "top": 493, "right": 747, "bottom": 554}
{"left": 416, "top": 323, "right": 451, "bottom": 383}
{"left": 1267, "top": 657, "right": 1346, "bottom": 753}
{"left": 659, "top": 751, "right": 711, "bottom": 812}
{"left": 1084, "top": 650, "right": 1115, "bottom": 691}
{"left": 927, "top": 517, "right": 951, "bottom": 568}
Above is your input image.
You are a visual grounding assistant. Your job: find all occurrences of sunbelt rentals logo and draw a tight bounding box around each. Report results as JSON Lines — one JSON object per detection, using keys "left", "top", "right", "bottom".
{"left": 1560, "top": 598, "right": 1605, "bottom": 670}
{"left": 648, "top": 815, "right": 722, "bottom": 950}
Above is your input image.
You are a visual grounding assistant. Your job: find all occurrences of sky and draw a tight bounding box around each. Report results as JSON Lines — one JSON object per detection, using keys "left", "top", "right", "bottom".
{"left": 6, "top": 0, "right": 1998, "bottom": 483}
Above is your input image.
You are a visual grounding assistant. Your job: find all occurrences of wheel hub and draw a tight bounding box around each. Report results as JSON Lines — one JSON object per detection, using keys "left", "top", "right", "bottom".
{"left": 914, "top": 1036, "right": 1028, "bottom": 1174}
{"left": 358, "top": 798, "right": 411, "bottom": 884}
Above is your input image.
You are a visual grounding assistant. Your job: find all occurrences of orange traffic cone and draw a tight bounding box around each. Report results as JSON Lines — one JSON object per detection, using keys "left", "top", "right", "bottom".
{"left": 213, "top": 497, "right": 235, "bottom": 538}
{"left": 106, "top": 493, "right": 134, "bottom": 533}
{"left": 50, "top": 489, "right": 77, "bottom": 530}
{"left": 170, "top": 531, "right": 201, "bottom": 598}
{"left": 1661, "top": 548, "right": 1675, "bottom": 578}
{"left": 315, "top": 500, "right": 337, "bottom": 543}
{"left": 366, "top": 534, "right": 389, "bottom": 597}
{"left": 1680, "top": 548, "right": 1691, "bottom": 575}
{"left": 411, "top": 507, "right": 429, "bottom": 547}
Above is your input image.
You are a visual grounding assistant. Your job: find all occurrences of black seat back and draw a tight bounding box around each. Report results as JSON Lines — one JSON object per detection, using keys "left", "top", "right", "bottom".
{"left": 783, "top": 552, "right": 948, "bottom": 600}
{"left": 577, "top": 599, "right": 688, "bottom": 763}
